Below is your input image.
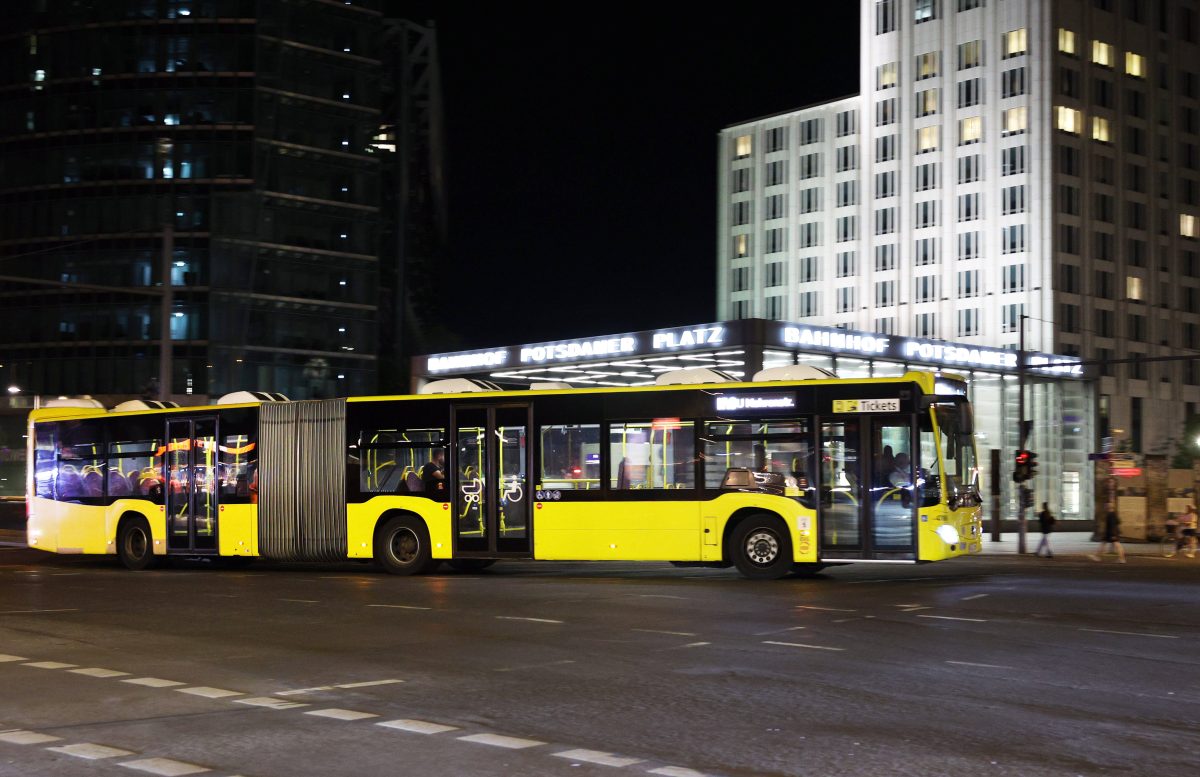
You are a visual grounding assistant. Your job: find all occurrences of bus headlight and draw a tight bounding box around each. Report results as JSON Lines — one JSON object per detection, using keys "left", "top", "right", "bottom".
{"left": 935, "top": 525, "right": 960, "bottom": 545}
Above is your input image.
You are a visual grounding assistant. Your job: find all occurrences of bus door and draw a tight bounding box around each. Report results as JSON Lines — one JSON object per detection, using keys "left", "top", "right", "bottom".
{"left": 818, "top": 416, "right": 916, "bottom": 559}
{"left": 164, "top": 417, "right": 218, "bottom": 554}
{"left": 451, "top": 405, "right": 532, "bottom": 556}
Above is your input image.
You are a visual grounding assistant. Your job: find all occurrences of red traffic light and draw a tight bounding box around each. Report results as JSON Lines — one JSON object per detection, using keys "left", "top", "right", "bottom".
{"left": 1015, "top": 450, "right": 1031, "bottom": 465}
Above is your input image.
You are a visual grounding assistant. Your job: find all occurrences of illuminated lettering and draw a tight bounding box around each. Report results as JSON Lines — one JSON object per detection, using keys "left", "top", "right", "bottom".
{"left": 653, "top": 326, "right": 725, "bottom": 350}
{"left": 519, "top": 337, "right": 637, "bottom": 364}
{"left": 427, "top": 350, "right": 508, "bottom": 372}
{"left": 782, "top": 326, "right": 889, "bottom": 355}
{"left": 715, "top": 394, "right": 796, "bottom": 412}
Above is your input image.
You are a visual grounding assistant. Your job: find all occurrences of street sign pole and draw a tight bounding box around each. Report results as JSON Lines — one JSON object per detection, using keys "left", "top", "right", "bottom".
{"left": 1017, "top": 313, "right": 1027, "bottom": 554}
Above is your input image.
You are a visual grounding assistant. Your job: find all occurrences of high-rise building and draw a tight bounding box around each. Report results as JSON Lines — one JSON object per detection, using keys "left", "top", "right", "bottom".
{"left": 0, "top": 0, "right": 444, "bottom": 401}
{"left": 717, "top": 0, "right": 1200, "bottom": 457}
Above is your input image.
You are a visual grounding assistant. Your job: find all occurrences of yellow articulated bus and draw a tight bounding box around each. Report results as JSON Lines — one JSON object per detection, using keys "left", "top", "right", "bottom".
{"left": 26, "top": 370, "right": 982, "bottom": 580}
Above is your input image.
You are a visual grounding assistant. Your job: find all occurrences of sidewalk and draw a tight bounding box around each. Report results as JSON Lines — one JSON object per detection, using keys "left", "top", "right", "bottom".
{"left": 980, "top": 531, "right": 1167, "bottom": 557}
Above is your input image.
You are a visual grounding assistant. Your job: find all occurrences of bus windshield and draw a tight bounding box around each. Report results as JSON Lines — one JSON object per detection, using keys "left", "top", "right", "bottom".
{"left": 932, "top": 402, "right": 980, "bottom": 507}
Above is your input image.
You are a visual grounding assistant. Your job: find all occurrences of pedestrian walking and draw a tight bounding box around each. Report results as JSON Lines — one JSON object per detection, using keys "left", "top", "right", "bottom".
{"left": 1035, "top": 501, "right": 1057, "bottom": 557}
{"left": 1179, "top": 504, "right": 1198, "bottom": 558}
{"left": 1089, "top": 506, "right": 1126, "bottom": 563}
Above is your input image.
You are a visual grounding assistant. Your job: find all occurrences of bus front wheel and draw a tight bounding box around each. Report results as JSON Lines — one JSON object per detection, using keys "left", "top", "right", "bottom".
{"left": 732, "top": 515, "right": 793, "bottom": 580}
{"left": 375, "top": 516, "right": 433, "bottom": 576}
{"left": 117, "top": 517, "right": 158, "bottom": 571}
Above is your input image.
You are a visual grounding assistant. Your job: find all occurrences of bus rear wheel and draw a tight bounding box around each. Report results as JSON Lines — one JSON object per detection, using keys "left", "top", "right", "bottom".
{"left": 732, "top": 515, "right": 792, "bottom": 580}
{"left": 375, "top": 516, "right": 433, "bottom": 575}
{"left": 117, "top": 517, "right": 158, "bottom": 571}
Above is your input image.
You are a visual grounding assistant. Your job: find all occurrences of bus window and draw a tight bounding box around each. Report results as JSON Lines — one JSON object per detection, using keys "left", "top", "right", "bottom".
{"left": 57, "top": 420, "right": 105, "bottom": 502}
{"left": 539, "top": 424, "right": 600, "bottom": 490}
{"left": 359, "top": 427, "right": 446, "bottom": 497}
{"left": 933, "top": 405, "right": 981, "bottom": 507}
{"left": 109, "top": 416, "right": 165, "bottom": 504}
{"left": 609, "top": 420, "right": 695, "bottom": 490}
{"left": 33, "top": 423, "right": 56, "bottom": 499}
{"left": 702, "top": 420, "right": 815, "bottom": 508}
{"left": 919, "top": 416, "right": 941, "bottom": 508}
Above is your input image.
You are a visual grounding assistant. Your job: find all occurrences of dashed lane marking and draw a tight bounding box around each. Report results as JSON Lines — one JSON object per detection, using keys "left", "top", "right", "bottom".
{"left": 279, "top": 599, "right": 319, "bottom": 604}
{"left": 377, "top": 719, "right": 459, "bottom": 735}
{"left": 947, "top": 660, "right": 1013, "bottom": 669}
{"left": 918, "top": 615, "right": 988, "bottom": 623}
{"left": 0, "top": 730, "right": 62, "bottom": 745}
{"left": 637, "top": 594, "right": 688, "bottom": 600}
{"left": 961, "top": 594, "right": 989, "bottom": 600}
{"left": 495, "top": 616, "right": 564, "bottom": 624}
{"left": 552, "top": 748, "right": 643, "bottom": 767}
{"left": 176, "top": 687, "right": 243, "bottom": 699}
{"left": 23, "top": 661, "right": 78, "bottom": 670}
{"left": 754, "top": 626, "right": 806, "bottom": 636}
{"left": 457, "top": 733, "right": 546, "bottom": 749}
{"left": 795, "top": 605, "right": 857, "bottom": 612}
{"left": 48, "top": 743, "right": 136, "bottom": 759}
{"left": 119, "top": 757, "right": 210, "bottom": 776}
{"left": 122, "top": 677, "right": 185, "bottom": 688}
{"left": 678, "top": 642, "right": 711, "bottom": 648}
{"left": 762, "top": 641, "right": 845, "bottom": 652}
{"left": 305, "top": 708, "right": 379, "bottom": 721}
{"left": 631, "top": 628, "right": 697, "bottom": 637}
{"left": 1080, "top": 628, "right": 1179, "bottom": 639}
{"left": 0, "top": 654, "right": 28, "bottom": 662}
{"left": 70, "top": 668, "right": 131, "bottom": 678}
{"left": 494, "top": 659, "right": 576, "bottom": 673}
{"left": 277, "top": 679, "right": 403, "bottom": 695}
{"left": 367, "top": 604, "right": 431, "bottom": 610}
{"left": 649, "top": 767, "right": 710, "bottom": 777}
{"left": 0, "top": 609, "right": 80, "bottom": 615}
{"left": 234, "top": 696, "right": 308, "bottom": 710}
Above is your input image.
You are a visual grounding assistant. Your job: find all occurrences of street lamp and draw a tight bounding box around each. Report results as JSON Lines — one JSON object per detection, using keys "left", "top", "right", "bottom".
{"left": 6, "top": 386, "right": 19, "bottom": 395}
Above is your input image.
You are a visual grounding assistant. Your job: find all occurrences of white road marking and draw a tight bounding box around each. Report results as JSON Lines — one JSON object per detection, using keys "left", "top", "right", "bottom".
{"left": 279, "top": 599, "right": 319, "bottom": 604}
{"left": 123, "top": 677, "right": 185, "bottom": 688}
{"left": 305, "top": 708, "right": 379, "bottom": 721}
{"left": 119, "top": 757, "right": 210, "bottom": 776}
{"left": 754, "top": 626, "right": 806, "bottom": 636}
{"left": 947, "top": 660, "right": 1012, "bottom": 669}
{"left": 632, "top": 628, "right": 697, "bottom": 637}
{"left": 898, "top": 606, "right": 931, "bottom": 612}
{"left": 176, "top": 687, "right": 243, "bottom": 699}
{"left": 367, "top": 604, "right": 431, "bottom": 610}
{"left": 762, "top": 641, "right": 845, "bottom": 652}
{"left": 679, "top": 642, "right": 711, "bottom": 648}
{"left": 233, "top": 696, "right": 308, "bottom": 710}
{"left": 0, "top": 609, "right": 79, "bottom": 615}
{"left": 552, "top": 748, "right": 643, "bottom": 767}
{"left": 48, "top": 743, "right": 135, "bottom": 759}
{"left": 918, "top": 615, "right": 987, "bottom": 623}
{"left": 277, "top": 679, "right": 403, "bottom": 695}
{"left": 649, "top": 767, "right": 709, "bottom": 777}
{"left": 637, "top": 594, "right": 687, "bottom": 600}
{"left": 961, "top": 594, "right": 989, "bottom": 600}
{"left": 70, "top": 668, "right": 131, "bottom": 678}
{"left": 1080, "top": 628, "right": 1179, "bottom": 639}
{"left": 377, "top": 719, "right": 459, "bottom": 735}
{"left": 0, "top": 653, "right": 28, "bottom": 662}
{"left": 23, "top": 661, "right": 78, "bottom": 670}
{"left": 795, "top": 605, "right": 857, "bottom": 612}
{"left": 337, "top": 679, "right": 404, "bottom": 689}
{"left": 0, "top": 730, "right": 62, "bottom": 745}
{"left": 494, "top": 659, "right": 576, "bottom": 673}
{"left": 457, "top": 733, "right": 546, "bottom": 749}
{"left": 495, "top": 616, "right": 564, "bottom": 624}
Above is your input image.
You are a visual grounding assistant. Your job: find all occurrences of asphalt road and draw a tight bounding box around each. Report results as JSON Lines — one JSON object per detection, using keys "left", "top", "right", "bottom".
{"left": 1, "top": 548, "right": 1198, "bottom": 777}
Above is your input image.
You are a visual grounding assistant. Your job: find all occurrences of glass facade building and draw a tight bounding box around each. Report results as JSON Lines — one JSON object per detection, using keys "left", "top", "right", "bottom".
{"left": 0, "top": 0, "right": 440, "bottom": 400}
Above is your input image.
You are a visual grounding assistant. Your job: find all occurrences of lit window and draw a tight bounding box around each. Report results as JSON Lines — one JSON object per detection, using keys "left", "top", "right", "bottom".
{"left": 1127, "top": 276, "right": 1143, "bottom": 300}
{"left": 958, "top": 116, "right": 982, "bottom": 145}
{"left": 1183, "top": 214, "right": 1198, "bottom": 238}
{"left": 1055, "top": 106, "right": 1082, "bottom": 134}
{"left": 735, "top": 135, "right": 752, "bottom": 158}
{"left": 916, "top": 52, "right": 939, "bottom": 79}
{"left": 1125, "top": 52, "right": 1145, "bottom": 78}
{"left": 1092, "top": 40, "right": 1113, "bottom": 67}
{"left": 1003, "top": 107, "right": 1027, "bottom": 135}
{"left": 1058, "top": 28, "right": 1076, "bottom": 55}
{"left": 917, "top": 126, "right": 940, "bottom": 153}
{"left": 1092, "top": 116, "right": 1110, "bottom": 142}
{"left": 958, "top": 40, "right": 982, "bottom": 70}
{"left": 1003, "top": 28, "right": 1027, "bottom": 59}
{"left": 877, "top": 61, "right": 898, "bottom": 89}
{"left": 735, "top": 234, "right": 750, "bottom": 257}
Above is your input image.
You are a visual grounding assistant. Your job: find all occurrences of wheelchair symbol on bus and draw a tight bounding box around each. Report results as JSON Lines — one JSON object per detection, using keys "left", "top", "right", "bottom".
{"left": 502, "top": 476, "right": 523, "bottom": 503}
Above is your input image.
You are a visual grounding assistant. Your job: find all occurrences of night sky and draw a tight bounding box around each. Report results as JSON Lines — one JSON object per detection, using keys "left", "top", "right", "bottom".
{"left": 396, "top": 4, "right": 860, "bottom": 351}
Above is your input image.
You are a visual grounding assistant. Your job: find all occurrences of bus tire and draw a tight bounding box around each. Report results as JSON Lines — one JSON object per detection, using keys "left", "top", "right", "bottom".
{"left": 117, "top": 517, "right": 158, "bottom": 571}
{"left": 375, "top": 516, "right": 432, "bottom": 576}
{"left": 448, "top": 559, "right": 495, "bottom": 573}
{"left": 731, "top": 514, "right": 792, "bottom": 580}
